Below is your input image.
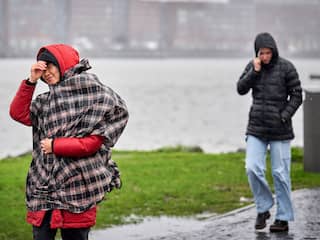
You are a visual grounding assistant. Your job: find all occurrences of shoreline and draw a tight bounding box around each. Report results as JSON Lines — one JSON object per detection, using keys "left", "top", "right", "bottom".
{"left": 0, "top": 144, "right": 304, "bottom": 160}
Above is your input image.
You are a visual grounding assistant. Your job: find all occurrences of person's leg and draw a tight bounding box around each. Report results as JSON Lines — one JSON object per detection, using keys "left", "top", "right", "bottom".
{"left": 245, "top": 135, "right": 274, "bottom": 213}
{"left": 32, "top": 211, "right": 57, "bottom": 240}
{"left": 61, "top": 228, "right": 90, "bottom": 240}
{"left": 269, "top": 140, "right": 294, "bottom": 221}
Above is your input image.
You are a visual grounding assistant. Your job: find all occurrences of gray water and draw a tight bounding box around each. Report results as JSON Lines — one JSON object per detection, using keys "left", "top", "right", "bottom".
{"left": 1, "top": 58, "right": 319, "bottom": 158}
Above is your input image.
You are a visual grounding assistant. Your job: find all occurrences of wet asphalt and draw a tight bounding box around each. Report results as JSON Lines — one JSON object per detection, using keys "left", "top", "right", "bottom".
{"left": 143, "top": 188, "right": 320, "bottom": 240}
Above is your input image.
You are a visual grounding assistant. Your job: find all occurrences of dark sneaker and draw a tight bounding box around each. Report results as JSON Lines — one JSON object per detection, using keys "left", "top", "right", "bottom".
{"left": 255, "top": 211, "right": 271, "bottom": 229}
{"left": 270, "top": 219, "right": 289, "bottom": 232}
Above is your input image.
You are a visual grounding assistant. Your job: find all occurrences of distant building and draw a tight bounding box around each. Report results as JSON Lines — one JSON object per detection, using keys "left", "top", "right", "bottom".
{"left": 0, "top": 0, "right": 319, "bottom": 57}
{"left": 255, "top": 0, "right": 320, "bottom": 57}
{"left": 0, "top": 0, "right": 69, "bottom": 57}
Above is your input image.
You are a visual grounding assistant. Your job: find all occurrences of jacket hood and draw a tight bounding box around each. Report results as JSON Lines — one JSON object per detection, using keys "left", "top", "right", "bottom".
{"left": 254, "top": 32, "right": 279, "bottom": 61}
{"left": 37, "top": 44, "right": 79, "bottom": 79}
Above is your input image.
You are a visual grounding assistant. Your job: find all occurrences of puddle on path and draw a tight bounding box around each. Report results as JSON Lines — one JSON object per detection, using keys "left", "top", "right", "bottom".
{"left": 90, "top": 213, "right": 215, "bottom": 240}
{"left": 88, "top": 189, "right": 320, "bottom": 240}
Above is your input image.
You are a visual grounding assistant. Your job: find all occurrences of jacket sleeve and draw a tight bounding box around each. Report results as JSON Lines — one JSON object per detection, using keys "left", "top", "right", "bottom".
{"left": 237, "top": 61, "right": 260, "bottom": 95}
{"left": 102, "top": 104, "right": 129, "bottom": 148}
{"left": 280, "top": 62, "right": 303, "bottom": 121}
{"left": 9, "top": 80, "right": 36, "bottom": 126}
{"left": 53, "top": 135, "right": 105, "bottom": 158}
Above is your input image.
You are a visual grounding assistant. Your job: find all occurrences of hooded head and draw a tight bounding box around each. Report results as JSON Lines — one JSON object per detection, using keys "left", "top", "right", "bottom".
{"left": 36, "top": 44, "right": 80, "bottom": 83}
{"left": 37, "top": 49, "right": 59, "bottom": 68}
{"left": 254, "top": 32, "right": 279, "bottom": 66}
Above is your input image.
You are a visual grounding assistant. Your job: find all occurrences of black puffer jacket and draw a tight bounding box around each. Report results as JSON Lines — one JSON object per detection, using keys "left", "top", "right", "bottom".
{"left": 237, "top": 33, "right": 302, "bottom": 141}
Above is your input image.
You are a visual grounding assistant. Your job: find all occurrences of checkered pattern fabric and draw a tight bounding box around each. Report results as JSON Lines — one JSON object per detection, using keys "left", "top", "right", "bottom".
{"left": 27, "top": 59, "right": 128, "bottom": 213}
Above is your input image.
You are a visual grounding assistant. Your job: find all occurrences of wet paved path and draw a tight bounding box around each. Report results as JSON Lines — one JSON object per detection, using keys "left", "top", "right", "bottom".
{"left": 147, "top": 188, "right": 320, "bottom": 240}
{"left": 90, "top": 188, "right": 320, "bottom": 240}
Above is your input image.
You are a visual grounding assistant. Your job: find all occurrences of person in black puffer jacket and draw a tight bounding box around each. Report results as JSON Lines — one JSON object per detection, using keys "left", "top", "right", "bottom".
{"left": 237, "top": 32, "right": 302, "bottom": 233}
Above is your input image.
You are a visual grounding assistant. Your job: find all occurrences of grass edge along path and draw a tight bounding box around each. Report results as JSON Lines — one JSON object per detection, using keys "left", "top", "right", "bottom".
{"left": 0, "top": 147, "right": 319, "bottom": 240}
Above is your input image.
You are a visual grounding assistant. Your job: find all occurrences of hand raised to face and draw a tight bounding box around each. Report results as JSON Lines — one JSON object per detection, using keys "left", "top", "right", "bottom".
{"left": 30, "top": 61, "right": 47, "bottom": 83}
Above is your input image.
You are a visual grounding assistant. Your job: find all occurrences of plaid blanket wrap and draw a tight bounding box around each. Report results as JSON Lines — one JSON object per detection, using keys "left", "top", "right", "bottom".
{"left": 27, "top": 59, "right": 129, "bottom": 213}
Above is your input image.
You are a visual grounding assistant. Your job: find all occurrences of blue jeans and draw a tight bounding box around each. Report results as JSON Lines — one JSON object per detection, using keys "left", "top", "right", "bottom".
{"left": 245, "top": 135, "right": 294, "bottom": 221}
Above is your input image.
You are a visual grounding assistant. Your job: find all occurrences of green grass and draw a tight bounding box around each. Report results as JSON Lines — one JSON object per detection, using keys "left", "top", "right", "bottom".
{"left": 0, "top": 147, "right": 319, "bottom": 240}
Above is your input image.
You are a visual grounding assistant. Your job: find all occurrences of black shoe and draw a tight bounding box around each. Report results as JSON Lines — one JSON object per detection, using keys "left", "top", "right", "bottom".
{"left": 269, "top": 219, "right": 289, "bottom": 232}
{"left": 255, "top": 211, "right": 271, "bottom": 229}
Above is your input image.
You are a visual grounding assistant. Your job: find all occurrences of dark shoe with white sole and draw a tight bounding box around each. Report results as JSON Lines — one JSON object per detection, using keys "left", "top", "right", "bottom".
{"left": 269, "top": 219, "right": 289, "bottom": 232}
{"left": 255, "top": 211, "right": 271, "bottom": 229}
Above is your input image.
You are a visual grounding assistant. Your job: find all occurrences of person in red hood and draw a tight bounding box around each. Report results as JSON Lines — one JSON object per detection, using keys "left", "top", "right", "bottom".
{"left": 10, "top": 44, "right": 129, "bottom": 240}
